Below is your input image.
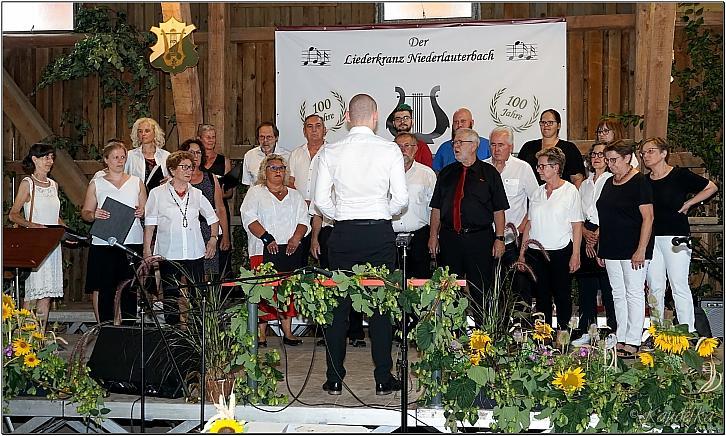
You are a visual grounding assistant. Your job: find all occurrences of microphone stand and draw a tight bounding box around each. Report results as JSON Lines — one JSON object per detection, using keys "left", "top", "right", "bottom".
{"left": 395, "top": 233, "right": 412, "bottom": 433}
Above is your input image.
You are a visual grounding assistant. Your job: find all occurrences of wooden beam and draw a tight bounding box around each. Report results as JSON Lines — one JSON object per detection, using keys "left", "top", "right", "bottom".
{"left": 161, "top": 2, "right": 203, "bottom": 148}
{"left": 206, "top": 3, "right": 232, "bottom": 155}
{"left": 1, "top": 33, "right": 85, "bottom": 49}
{"left": 2, "top": 68, "right": 88, "bottom": 206}
{"left": 194, "top": 27, "right": 275, "bottom": 43}
{"left": 566, "top": 14, "right": 635, "bottom": 30}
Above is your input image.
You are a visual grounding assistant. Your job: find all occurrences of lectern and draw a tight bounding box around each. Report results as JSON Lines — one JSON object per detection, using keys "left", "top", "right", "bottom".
{"left": 3, "top": 227, "right": 65, "bottom": 303}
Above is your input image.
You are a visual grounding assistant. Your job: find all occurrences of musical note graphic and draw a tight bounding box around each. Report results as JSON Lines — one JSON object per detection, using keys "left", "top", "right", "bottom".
{"left": 506, "top": 41, "right": 537, "bottom": 61}
{"left": 301, "top": 46, "right": 331, "bottom": 66}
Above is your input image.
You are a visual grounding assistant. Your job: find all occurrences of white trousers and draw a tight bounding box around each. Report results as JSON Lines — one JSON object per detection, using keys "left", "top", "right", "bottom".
{"left": 646, "top": 236, "right": 695, "bottom": 332}
{"left": 604, "top": 259, "right": 650, "bottom": 346}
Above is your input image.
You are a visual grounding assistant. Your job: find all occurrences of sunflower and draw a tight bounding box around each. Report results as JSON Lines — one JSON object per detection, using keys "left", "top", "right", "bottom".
{"left": 470, "top": 351, "right": 482, "bottom": 366}
{"left": 648, "top": 324, "right": 657, "bottom": 338}
{"left": 552, "top": 366, "right": 586, "bottom": 395}
{"left": 207, "top": 418, "right": 244, "bottom": 433}
{"left": 21, "top": 322, "right": 37, "bottom": 331}
{"left": 696, "top": 337, "right": 719, "bottom": 358}
{"left": 23, "top": 353, "right": 40, "bottom": 368}
{"left": 12, "top": 339, "right": 31, "bottom": 356}
{"left": 15, "top": 308, "right": 31, "bottom": 317}
{"left": 639, "top": 352, "right": 654, "bottom": 368}
{"left": 31, "top": 331, "right": 45, "bottom": 341}
{"left": 2, "top": 294, "right": 14, "bottom": 308}
{"left": 654, "top": 333, "right": 689, "bottom": 355}
{"left": 2, "top": 303, "right": 12, "bottom": 322}
{"left": 532, "top": 320, "right": 554, "bottom": 341}
{"left": 469, "top": 330, "right": 492, "bottom": 354}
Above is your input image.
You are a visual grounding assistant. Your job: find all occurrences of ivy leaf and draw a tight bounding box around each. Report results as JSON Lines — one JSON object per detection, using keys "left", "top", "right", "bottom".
{"left": 683, "top": 349, "right": 704, "bottom": 371}
{"left": 415, "top": 320, "right": 434, "bottom": 350}
{"left": 351, "top": 293, "right": 372, "bottom": 316}
{"left": 467, "top": 365, "right": 494, "bottom": 386}
{"left": 446, "top": 376, "right": 477, "bottom": 406}
{"left": 352, "top": 264, "right": 367, "bottom": 275}
{"left": 420, "top": 286, "right": 436, "bottom": 308}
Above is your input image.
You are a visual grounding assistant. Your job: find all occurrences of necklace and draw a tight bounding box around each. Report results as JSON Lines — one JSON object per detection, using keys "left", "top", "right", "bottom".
{"left": 30, "top": 174, "right": 49, "bottom": 184}
{"left": 614, "top": 168, "right": 634, "bottom": 184}
{"left": 168, "top": 186, "right": 190, "bottom": 228}
{"left": 268, "top": 185, "right": 285, "bottom": 196}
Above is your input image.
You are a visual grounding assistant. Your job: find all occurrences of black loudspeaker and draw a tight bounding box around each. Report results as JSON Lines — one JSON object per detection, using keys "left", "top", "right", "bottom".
{"left": 699, "top": 299, "right": 724, "bottom": 338}
{"left": 87, "top": 325, "right": 193, "bottom": 398}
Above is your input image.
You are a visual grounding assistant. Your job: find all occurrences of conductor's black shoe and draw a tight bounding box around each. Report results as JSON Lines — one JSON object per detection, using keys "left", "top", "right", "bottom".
{"left": 283, "top": 337, "right": 303, "bottom": 346}
{"left": 349, "top": 339, "right": 366, "bottom": 347}
{"left": 322, "top": 381, "right": 342, "bottom": 395}
{"left": 375, "top": 377, "right": 402, "bottom": 396}
{"left": 316, "top": 338, "right": 326, "bottom": 346}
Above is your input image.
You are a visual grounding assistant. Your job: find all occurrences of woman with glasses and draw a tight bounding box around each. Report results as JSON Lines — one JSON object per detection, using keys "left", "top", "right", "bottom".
{"left": 197, "top": 125, "right": 233, "bottom": 276}
{"left": 596, "top": 140, "right": 654, "bottom": 358}
{"left": 8, "top": 143, "right": 64, "bottom": 328}
{"left": 517, "top": 147, "right": 583, "bottom": 331}
{"left": 144, "top": 151, "right": 219, "bottom": 325}
{"left": 571, "top": 142, "right": 616, "bottom": 346}
{"left": 640, "top": 137, "right": 717, "bottom": 333}
{"left": 178, "top": 139, "right": 229, "bottom": 277}
{"left": 595, "top": 117, "right": 637, "bottom": 168}
{"left": 518, "top": 109, "right": 587, "bottom": 187}
{"left": 126, "top": 117, "right": 170, "bottom": 191}
{"left": 240, "top": 154, "right": 310, "bottom": 347}
{"left": 82, "top": 141, "right": 146, "bottom": 324}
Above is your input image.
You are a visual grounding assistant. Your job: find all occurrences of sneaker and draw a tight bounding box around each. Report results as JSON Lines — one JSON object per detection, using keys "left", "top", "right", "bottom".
{"left": 571, "top": 333, "right": 591, "bottom": 347}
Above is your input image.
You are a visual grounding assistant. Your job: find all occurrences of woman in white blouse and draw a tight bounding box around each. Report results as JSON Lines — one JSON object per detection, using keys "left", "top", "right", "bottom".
{"left": 144, "top": 151, "right": 219, "bottom": 325}
{"left": 240, "top": 154, "right": 310, "bottom": 347}
{"left": 571, "top": 142, "right": 616, "bottom": 346}
{"left": 126, "top": 118, "right": 170, "bottom": 191}
{"left": 82, "top": 141, "right": 147, "bottom": 324}
{"left": 518, "top": 147, "right": 583, "bottom": 331}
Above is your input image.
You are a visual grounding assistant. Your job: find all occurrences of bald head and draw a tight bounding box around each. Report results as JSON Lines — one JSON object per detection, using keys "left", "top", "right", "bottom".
{"left": 347, "top": 94, "right": 378, "bottom": 126}
{"left": 452, "top": 108, "right": 474, "bottom": 133}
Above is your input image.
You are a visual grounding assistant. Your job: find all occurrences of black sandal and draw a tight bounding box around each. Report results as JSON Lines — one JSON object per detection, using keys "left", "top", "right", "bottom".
{"left": 617, "top": 346, "right": 638, "bottom": 359}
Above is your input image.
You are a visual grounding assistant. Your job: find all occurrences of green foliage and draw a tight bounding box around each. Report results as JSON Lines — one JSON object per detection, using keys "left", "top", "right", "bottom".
{"left": 37, "top": 6, "right": 158, "bottom": 127}
{"left": 669, "top": 6, "right": 723, "bottom": 186}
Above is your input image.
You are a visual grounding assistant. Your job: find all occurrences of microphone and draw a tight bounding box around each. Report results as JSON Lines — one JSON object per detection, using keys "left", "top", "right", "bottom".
{"left": 107, "top": 236, "right": 143, "bottom": 259}
{"left": 671, "top": 236, "right": 693, "bottom": 248}
{"left": 306, "top": 265, "right": 334, "bottom": 278}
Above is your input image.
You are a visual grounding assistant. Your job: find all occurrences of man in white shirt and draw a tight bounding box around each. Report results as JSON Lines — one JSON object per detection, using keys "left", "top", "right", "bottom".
{"left": 484, "top": 126, "right": 539, "bottom": 315}
{"left": 241, "top": 122, "right": 286, "bottom": 186}
{"left": 314, "top": 93, "right": 408, "bottom": 396}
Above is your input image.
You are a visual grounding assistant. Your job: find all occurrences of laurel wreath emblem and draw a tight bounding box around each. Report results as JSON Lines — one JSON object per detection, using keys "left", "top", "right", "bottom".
{"left": 489, "top": 88, "right": 540, "bottom": 133}
{"left": 299, "top": 91, "right": 347, "bottom": 132}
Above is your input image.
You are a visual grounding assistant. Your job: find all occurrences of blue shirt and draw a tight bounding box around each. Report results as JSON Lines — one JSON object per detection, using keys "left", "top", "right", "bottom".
{"left": 432, "top": 136, "right": 491, "bottom": 172}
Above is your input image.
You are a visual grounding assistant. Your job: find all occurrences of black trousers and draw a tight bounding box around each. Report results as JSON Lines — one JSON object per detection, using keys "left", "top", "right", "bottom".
{"left": 326, "top": 220, "right": 396, "bottom": 384}
{"left": 501, "top": 239, "right": 533, "bottom": 313}
{"left": 576, "top": 238, "right": 617, "bottom": 333}
{"left": 89, "top": 244, "right": 141, "bottom": 324}
{"left": 439, "top": 227, "right": 495, "bottom": 326}
{"left": 159, "top": 258, "right": 204, "bottom": 325}
{"left": 527, "top": 242, "right": 574, "bottom": 330}
{"left": 393, "top": 226, "right": 431, "bottom": 336}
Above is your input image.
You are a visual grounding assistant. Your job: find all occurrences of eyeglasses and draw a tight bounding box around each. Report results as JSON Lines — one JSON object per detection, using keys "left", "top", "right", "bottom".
{"left": 539, "top": 120, "right": 557, "bottom": 126}
{"left": 589, "top": 151, "right": 605, "bottom": 158}
{"left": 596, "top": 128, "right": 611, "bottom": 135}
{"left": 536, "top": 163, "right": 557, "bottom": 170}
{"left": 452, "top": 140, "right": 475, "bottom": 146}
{"left": 267, "top": 165, "right": 287, "bottom": 172}
{"left": 605, "top": 157, "right": 621, "bottom": 165}
{"left": 258, "top": 135, "right": 277, "bottom": 142}
{"left": 639, "top": 148, "right": 661, "bottom": 157}
{"left": 189, "top": 150, "right": 202, "bottom": 156}
{"left": 178, "top": 164, "right": 195, "bottom": 171}
{"left": 393, "top": 115, "right": 411, "bottom": 123}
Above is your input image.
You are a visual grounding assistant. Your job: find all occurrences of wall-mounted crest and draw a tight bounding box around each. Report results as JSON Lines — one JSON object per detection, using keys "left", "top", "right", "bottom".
{"left": 150, "top": 17, "right": 199, "bottom": 74}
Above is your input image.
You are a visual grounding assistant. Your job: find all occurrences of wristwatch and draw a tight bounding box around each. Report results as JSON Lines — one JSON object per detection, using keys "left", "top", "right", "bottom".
{"left": 495, "top": 235, "right": 505, "bottom": 242}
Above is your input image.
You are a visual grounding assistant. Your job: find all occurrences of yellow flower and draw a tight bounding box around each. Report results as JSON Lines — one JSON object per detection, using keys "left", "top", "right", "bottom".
{"left": 2, "top": 294, "right": 14, "bottom": 308}
{"left": 470, "top": 351, "right": 482, "bottom": 366}
{"left": 207, "top": 418, "right": 244, "bottom": 433}
{"left": 532, "top": 320, "right": 554, "bottom": 341}
{"left": 12, "top": 339, "right": 31, "bottom": 356}
{"left": 21, "top": 322, "right": 37, "bottom": 331}
{"left": 697, "top": 337, "right": 719, "bottom": 358}
{"left": 469, "top": 330, "right": 492, "bottom": 354}
{"left": 654, "top": 333, "right": 689, "bottom": 355}
{"left": 639, "top": 352, "right": 654, "bottom": 367}
{"left": 552, "top": 366, "right": 586, "bottom": 395}
{"left": 23, "top": 353, "right": 40, "bottom": 368}
{"left": 2, "top": 303, "right": 12, "bottom": 322}
{"left": 15, "top": 308, "right": 31, "bottom": 317}
{"left": 648, "top": 324, "right": 657, "bottom": 338}
{"left": 31, "top": 331, "right": 45, "bottom": 341}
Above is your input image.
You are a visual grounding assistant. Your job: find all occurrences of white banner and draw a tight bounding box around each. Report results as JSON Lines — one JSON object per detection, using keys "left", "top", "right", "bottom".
{"left": 275, "top": 21, "right": 567, "bottom": 154}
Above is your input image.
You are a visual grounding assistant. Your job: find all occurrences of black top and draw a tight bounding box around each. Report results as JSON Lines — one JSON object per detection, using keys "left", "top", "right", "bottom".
{"left": 596, "top": 172, "right": 654, "bottom": 260}
{"left": 430, "top": 160, "right": 509, "bottom": 230}
{"left": 648, "top": 166, "right": 709, "bottom": 236}
{"left": 518, "top": 139, "right": 587, "bottom": 185}
{"left": 207, "top": 154, "right": 227, "bottom": 177}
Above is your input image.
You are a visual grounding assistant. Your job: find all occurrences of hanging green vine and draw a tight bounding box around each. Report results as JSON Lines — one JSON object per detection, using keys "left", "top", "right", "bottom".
{"left": 36, "top": 6, "right": 158, "bottom": 127}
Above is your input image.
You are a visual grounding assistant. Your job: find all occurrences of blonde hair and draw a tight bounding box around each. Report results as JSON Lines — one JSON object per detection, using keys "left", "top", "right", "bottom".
{"left": 255, "top": 154, "right": 289, "bottom": 186}
{"left": 131, "top": 118, "right": 165, "bottom": 149}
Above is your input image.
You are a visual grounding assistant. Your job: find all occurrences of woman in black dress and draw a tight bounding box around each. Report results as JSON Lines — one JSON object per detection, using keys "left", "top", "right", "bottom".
{"left": 518, "top": 109, "right": 587, "bottom": 188}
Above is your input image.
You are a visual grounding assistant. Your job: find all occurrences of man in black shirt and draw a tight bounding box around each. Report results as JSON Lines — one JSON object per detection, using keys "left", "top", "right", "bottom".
{"left": 428, "top": 128, "right": 510, "bottom": 324}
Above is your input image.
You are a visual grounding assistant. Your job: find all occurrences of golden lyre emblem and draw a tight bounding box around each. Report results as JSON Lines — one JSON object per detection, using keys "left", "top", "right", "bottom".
{"left": 150, "top": 17, "right": 199, "bottom": 74}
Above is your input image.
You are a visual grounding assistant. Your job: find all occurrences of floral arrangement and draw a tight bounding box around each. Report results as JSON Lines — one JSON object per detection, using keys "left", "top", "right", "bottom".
{"left": 202, "top": 393, "right": 246, "bottom": 433}
{"left": 2, "top": 293, "right": 107, "bottom": 421}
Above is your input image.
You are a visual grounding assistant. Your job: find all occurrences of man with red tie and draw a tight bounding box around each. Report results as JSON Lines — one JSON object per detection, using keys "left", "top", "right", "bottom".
{"left": 428, "top": 128, "right": 509, "bottom": 324}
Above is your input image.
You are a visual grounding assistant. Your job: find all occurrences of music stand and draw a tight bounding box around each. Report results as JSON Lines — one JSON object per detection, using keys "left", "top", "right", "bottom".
{"left": 3, "top": 227, "right": 65, "bottom": 304}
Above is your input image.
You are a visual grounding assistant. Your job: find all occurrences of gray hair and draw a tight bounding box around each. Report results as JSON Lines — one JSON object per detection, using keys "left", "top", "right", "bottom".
{"left": 454, "top": 128, "right": 480, "bottom": 147}
{"left": 489, "top": 126, "right": 514, "bottom": 145}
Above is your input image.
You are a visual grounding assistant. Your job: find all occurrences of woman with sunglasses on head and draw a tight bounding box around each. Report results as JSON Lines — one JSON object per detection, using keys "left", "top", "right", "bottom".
{"left": 571, "top": 142, "right": 617, "bottom": 346}
{"left": 640, "top": 137, "right": 717, "bottom": 333}
{"left": 596, "top": 140, "right": 654, "bottom": 358}
{"left": 178, "top": 138, "right": 229, "bottom": 278}
{"left": 8, "top": 143, "right": 64, "bottom": 328}
{"left": 240, "top": 154, "right": 310, "bottom": 347}
{"left": 518, "top": 109, "right": 587, "bottom": 188}
{"left": 143, "top": 151, "right": 219, "bottom": 325}
{"left": 518, "top": 147, "right": 583, "bottom": 331}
